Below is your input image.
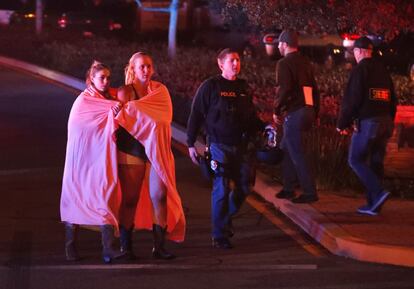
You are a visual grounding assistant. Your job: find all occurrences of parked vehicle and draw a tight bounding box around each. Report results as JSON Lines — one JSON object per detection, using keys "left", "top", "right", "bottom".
{"left": 0, "top": 0, "right": 21, "bottom": 25}
{"left": 378, "top": 33, "right": 414, "bottom": 76}
{"left": 57, "top": 10, "right": 122, "bottom": 37}
{"left": 10, "top": 10, "right": 54, "bottom": 27}
{"left": 339, "top": 31, "right": 414, "bottom": 76}
{"left": 5, "top": 0, "right": 59, "bottom": 28}
{"left": 0, "top": 10, "right": 14, "bottom": 25}
{"left": 262, "top": 31, "right": 345, "bottom": 64}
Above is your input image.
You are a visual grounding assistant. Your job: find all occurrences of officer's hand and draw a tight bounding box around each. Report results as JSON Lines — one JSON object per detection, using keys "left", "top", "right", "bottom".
{"left": 336, "top": 128, "right": 349, "bottom": 136}
{"left": 273, "top": 114, "right": 283, "bottom": 125}
{"left": 188, "top": 147, "right": 199, "bottom": 165}
{"left": 352, "top": 123, "right": 359, "bottom": 133}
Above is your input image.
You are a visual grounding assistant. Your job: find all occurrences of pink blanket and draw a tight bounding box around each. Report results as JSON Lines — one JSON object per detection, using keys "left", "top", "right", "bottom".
{"left": 60, "top": 83, "right": 186, "bottom": 242}
{"left": 116, "top": 81, "right": 186, "bottom": 242}
{"left": 60, "top": 87, "right": 121, "bottom": 230}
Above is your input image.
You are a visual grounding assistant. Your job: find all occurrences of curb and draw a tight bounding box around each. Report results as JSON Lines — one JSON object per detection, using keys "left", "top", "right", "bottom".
{"left": 2, "top": 55, "right": 414, "bottom": 268}
{"left": 254, "top": 171, "right": 414, "bottom": 268}
{"left": 0, "top": 55, "right": 206, "bottom": 151}
{"left": 0, "top": 55, "right": 86, "bottom": 91}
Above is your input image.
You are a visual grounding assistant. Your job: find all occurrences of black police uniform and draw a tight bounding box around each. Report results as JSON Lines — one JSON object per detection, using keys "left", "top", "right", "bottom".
{"left": 187, "top": 75, "right": 262, "bottom": 241}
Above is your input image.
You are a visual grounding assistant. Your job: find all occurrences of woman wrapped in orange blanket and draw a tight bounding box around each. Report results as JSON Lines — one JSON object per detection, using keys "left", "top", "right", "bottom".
{"left": 115, "top": 52, "right": 186, "bottom": 260}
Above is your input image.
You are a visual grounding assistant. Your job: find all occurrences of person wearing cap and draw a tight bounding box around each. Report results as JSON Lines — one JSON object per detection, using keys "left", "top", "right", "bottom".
{"left": 273, "top": 29, "right": 320, "bottom": 203}
{"left": 337, "top": 36, "right": 397, "bottom": 216}
{"left": 187, "top": 48, "right": 263, "bottom": 249}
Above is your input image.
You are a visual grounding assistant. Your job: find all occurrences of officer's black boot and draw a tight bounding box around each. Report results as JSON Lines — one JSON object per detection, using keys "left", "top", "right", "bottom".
{"left": 101, "top": 225, "right": 123, "bottom": 264}
{"left": 64, "top": 222, "right": 80, "bottom": 261}
{"left": 152, "top": 224, "right": 175, "bottom": 260}
{"left": 120, "top": 225, "right": 136, "bottom": 260}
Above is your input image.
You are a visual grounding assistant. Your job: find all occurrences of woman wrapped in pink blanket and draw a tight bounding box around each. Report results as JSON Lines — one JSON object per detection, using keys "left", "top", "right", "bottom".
{"left": 61, "top": 55, "right": 186, "bottom": 264}
{"left": 115, "top": 52, "right": 186, "bottom": 260}
{"left": 60, "top": 61, "right": 124, "bottom": 263}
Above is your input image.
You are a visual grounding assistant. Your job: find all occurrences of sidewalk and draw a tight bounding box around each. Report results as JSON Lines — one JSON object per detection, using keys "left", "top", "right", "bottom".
{"left": 2, "top": 55, "right": 414, "bottom": 268}
{"left": 254, "top": 171, "right": 414, "bottom": 268}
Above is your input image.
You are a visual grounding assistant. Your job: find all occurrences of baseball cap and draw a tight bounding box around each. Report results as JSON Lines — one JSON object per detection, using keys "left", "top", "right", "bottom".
{"left": 278, "top": 29, "right": 299, "bottom": 47}
{"left": 353, "top": 36, "right": 374, "bottom": 50}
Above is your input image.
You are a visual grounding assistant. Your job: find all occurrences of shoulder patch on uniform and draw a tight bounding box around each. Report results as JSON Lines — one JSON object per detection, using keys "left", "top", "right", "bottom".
{"left": 369, "top": 88, "right": 390, "bottom": 102}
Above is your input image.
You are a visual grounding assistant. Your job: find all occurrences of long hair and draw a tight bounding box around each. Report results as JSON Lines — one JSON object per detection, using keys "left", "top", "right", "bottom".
{"left": 124, "top": 52, "right": 151, "bottom": 85}
{"left": 85, "top": 60, "right": 110, "bottom": 86}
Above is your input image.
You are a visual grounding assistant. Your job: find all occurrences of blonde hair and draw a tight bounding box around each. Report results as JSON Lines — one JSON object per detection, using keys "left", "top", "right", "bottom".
{"left": 124, "top": 52, "right": 152, "bottom": 85}
{"left": 85, "top": 60, "right": 110, "bottom": 86}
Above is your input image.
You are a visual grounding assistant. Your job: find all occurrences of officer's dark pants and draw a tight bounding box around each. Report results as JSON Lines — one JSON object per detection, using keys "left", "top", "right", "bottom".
{"left": 210, "top": 142, "right": 253, "bottom": 239}
{"left": 348, "top": 116, "right": 394, "bottom": 205}
{"left": 281, "top": 106, "right": 317, "bottom": 196}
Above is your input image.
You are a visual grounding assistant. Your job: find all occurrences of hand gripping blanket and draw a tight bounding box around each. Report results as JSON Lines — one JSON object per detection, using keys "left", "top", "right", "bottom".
{"left": 116, "top": 81, "right": 186, "bottom": 242}
{"left": 60, "top": 87, "right": 121, "bottom": 230}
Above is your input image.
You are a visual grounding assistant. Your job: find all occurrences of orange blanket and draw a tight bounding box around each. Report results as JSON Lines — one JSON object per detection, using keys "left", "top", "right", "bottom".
{"left": 116, "top": 81, "right": 186, "bottom": 242}
{"left": 60, "top": 87, "right": 121, "bottom": 230}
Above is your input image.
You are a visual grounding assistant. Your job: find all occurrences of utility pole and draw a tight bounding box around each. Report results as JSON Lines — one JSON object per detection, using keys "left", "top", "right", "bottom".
{"left": 135, "top": 0, "right": 180, "bottom": 58}
{"left": 168, "top": 0, "right": 179, "bottom": 58}
{"left": 35, "top": 0, "right": 43, "bottom": 36}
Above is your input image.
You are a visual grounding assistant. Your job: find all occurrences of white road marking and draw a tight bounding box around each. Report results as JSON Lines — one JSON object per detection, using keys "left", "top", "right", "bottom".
{"left": 10, "top": 264, "right": 318, "bottom": 270}
{"left": 0, "top": 167, "right": 60, "bottom": 176}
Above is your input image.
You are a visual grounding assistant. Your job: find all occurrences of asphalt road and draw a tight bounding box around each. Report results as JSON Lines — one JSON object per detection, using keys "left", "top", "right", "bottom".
{"left": 0, "top": 65, "right": 413, "bottom": 289}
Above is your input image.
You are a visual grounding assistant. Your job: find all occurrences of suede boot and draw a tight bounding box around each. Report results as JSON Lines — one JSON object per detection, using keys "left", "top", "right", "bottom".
{"left": 64, "top": 222, "right": 80, "bottom": 261}
{"left": 120, "top": 225, "right": 136, "bottom": 260}
{"left": 152, "top": 224, "right": 175, "bottom": 260}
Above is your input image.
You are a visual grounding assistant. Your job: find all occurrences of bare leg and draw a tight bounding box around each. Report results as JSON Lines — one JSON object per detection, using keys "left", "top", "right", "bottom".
{"left": 149, "top": 164, "right": 167, "bottom": 227}
{"left": 148, "top": 164, "right": 175, "bottom": 259}
{"left": 118, "top": 163, "right": 146, "bottom": 229}
{"left": 118, "top": 161, "right": 146, "bottom": 259}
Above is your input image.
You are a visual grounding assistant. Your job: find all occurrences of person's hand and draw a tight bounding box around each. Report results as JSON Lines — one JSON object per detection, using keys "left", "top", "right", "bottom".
{"left": 112, "top": 102, "right": 122, "bottom": 116}
{"left": 336, "top": 128, "right": 349, "bottom": 136}
{"left": 273, "top": 114, "right": 283, "bottom": 125}
{"left": 352, "top": 123, "right": 359, "bottom": 133}
{"left": 188, "top": 147, "right": 199, "bottom": 165}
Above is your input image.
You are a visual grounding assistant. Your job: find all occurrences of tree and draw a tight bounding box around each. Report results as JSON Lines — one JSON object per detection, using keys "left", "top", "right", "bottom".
{"left": 219, "top": 0, "right": 414, "bottom": 40}
{"left": 134, "top": 0, "right": 180, "bottom": 58}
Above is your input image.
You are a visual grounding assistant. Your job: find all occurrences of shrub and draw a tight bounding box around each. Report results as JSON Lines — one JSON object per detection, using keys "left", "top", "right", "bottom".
{"left": 1, "top": 26, "right": 412, "bottom": 194}
{"left": 305, "top": 126, "right": 362, "bottom": 191}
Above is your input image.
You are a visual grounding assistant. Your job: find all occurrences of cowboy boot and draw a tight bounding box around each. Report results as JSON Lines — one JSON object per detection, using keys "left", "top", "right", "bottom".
{"left": 152, "top": 224, "right": 175, "bottom": 260}
{"left": 119, "top": 225, "right": 136, "bottom": 260}
{"left": 64, "top": 222, "right": 80, "bottom": 261}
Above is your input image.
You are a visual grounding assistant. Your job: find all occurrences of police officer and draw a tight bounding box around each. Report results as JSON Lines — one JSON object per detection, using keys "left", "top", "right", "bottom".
{"left": 273, "top": 29, "right": 320, "bottom": 203}
{"left": 337, "top": 36, "right": 397, "bottom": 216}
{"left": 187, "top": 48, "right": 262, "bottom": 249}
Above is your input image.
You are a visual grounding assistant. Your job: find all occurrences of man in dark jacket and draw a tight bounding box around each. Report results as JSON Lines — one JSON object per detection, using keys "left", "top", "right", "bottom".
{"left": 273, "top": 29, "right": 320, "bottom": 203}
{"left": 337, "top": 36, "right": 397, "bottom": 216}
{"left": 187, "top": 48, "right": 262, "bottom": 249}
